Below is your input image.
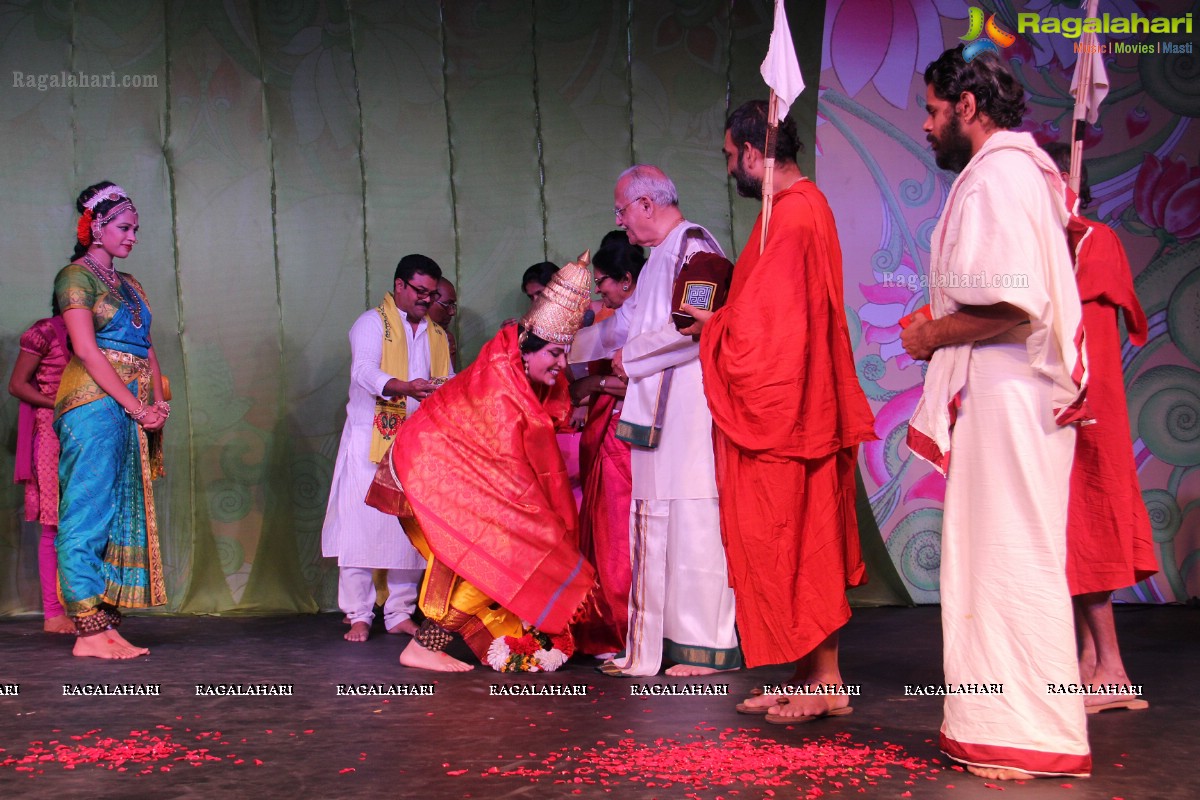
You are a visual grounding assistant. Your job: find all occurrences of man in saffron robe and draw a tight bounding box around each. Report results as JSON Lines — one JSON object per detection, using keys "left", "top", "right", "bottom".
{"left": 366, "top": 255, "right": 596, "bottom": 672}
{"left": 1042, "top": 142, "right": 1157, "bottom": 712}
{"left": 902, "top": 47, "right": 1090, "bottom": 780}
{"left": 681, "top": 101, "right": 875, "bottom": 721}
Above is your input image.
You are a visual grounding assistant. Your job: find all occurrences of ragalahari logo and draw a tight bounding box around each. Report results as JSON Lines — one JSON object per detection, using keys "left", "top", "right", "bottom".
{"left": 961, "top": 8, "right": 1017, "bottom": 61}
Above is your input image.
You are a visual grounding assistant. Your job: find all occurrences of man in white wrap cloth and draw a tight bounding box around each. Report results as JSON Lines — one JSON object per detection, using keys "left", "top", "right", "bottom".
{"left": 321, "top": 254, "right": 453, "bottom": 642}
{"left": 902, "top": 47, "right": 1091, "bottom": 780}
{"left": 569, "top": 165, "right": 740, "bottom": 676}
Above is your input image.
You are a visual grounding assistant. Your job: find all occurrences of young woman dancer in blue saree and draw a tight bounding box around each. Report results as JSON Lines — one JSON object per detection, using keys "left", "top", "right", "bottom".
{"left": 54, "top": 181, "right": 168, "bottom": 659}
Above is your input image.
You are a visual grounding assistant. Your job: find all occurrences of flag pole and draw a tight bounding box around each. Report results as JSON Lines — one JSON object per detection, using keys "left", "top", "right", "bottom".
{"left": 757, "top": 0, "right": 803, "bottom": 252}
{"left": 1069, "top": 0, "right": 1101, "bottom": 194}
{"left": 759, "top": 90, "right": 780, "bottom": 254}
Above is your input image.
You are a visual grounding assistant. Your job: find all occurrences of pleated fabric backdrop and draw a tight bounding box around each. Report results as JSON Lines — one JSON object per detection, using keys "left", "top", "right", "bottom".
{"left": 0, "top": 0, "right": 825, "bottom": 614}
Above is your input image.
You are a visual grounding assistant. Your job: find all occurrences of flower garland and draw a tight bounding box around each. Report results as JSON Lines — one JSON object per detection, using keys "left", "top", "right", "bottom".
{"left": 76, "top": 209, "right": 94, "bottom": 246}
{"left": 486, "top": 628, "right": 575, "bottom": 672}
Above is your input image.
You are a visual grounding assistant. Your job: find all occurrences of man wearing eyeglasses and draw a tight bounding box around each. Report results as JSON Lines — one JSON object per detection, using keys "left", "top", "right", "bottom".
{"left": 321, "top": 254, "right": 455, "bottom": 645}
{"left": 428, "top": 277, "right": 459, "bottom": 369}
{"left": 568, "top": 165, "right": 741, "bottom": 677}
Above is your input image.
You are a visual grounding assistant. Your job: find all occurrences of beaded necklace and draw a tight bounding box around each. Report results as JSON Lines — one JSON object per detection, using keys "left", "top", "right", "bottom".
{"left": 81, "top": 253, "right": 143, "bottom": 329}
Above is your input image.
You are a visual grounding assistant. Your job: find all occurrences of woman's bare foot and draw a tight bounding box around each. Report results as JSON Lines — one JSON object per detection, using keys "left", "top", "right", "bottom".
{"left": 665, "top": 664, "right": 738, "bottom": 677}
{"left": 72, "top": 634, "right": 146, "bottom": 659}
{"left": 387, "top": 618, "right": 418, "bottom": 637}
{"left": 106, "top": 629, "right": 150, "bottom": 655}
{"left": 44, "top": 615, "right": 75, "bottom": 634}
{"left": 342, "top": 615, "right": 351, "bottom": 624}
{"left": 967, "top": 766, "right": 1034, "bottom": 781}
{"left": 399, "top": 640, "right": 473, "bottom": 672}
{"left": 344, "top": 621, "right": 370, "bottom": 642}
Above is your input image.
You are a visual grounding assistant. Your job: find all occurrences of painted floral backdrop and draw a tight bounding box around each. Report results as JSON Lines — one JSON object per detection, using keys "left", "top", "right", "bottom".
{"left": 820, "top": 0, "right": 1199, "bottom": 602}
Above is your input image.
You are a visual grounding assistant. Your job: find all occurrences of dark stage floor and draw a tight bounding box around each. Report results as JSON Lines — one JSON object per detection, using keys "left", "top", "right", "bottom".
{"left": 0, "top": 606, "right": 1195, "bottom": 800}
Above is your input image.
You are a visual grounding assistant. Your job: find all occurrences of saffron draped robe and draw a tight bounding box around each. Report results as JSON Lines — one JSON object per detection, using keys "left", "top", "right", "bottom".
{"left": 1065, "top": 216, "right": 1157, "bottom": 595}
{"left": 698, "top": 179, "right": 876, "bottom": 669}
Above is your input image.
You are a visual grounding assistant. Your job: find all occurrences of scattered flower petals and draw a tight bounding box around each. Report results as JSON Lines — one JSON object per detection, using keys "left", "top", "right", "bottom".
{"left": 0, "top": 728, "right": 259, "bottom": 775}
{"left": 442, "top": 732, "right": 931, "bottom": 793}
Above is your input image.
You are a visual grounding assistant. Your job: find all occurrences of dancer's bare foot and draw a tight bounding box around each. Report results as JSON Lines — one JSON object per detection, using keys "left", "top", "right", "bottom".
{"left": 344, "top": 621, "right": 370, "bottom": 642}
{"left": 44, "top": 615, "right": 75, "bottom": 634}
{"left": 399, "top": 640, "right": 473, "bottom": 672}
{"left": 342, "top": 615, "right": 351, "bottom": 624}
{"left": 106, "top": 629, "right": 150, "bottom": 655}
{"left": 72, "top": 634, "right": 146, "bottom": 659}
{"left": 387, "top": 618, "right": 418, "bottom": 637}
{"left": 967, "top": 766, "right": 1034, "bottom": 781}
{"left": 665, "top": 664, "right": 737, "bottom": 677}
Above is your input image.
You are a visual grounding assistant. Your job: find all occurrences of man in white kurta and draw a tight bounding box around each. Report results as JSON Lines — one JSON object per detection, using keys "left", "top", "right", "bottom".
{"left": 570, "top": 165, "right": 740, "bottom": 676}
{"left": 322, "top": 256, "right": 453, "bottom": 642}
{"left": 903, "top": 48, "right": 1090, "bottom": 780}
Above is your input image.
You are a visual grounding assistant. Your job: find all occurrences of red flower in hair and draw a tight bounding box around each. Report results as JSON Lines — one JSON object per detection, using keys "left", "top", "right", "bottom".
{"left": 76, "top": 209, "right": 93, "bottom": 246}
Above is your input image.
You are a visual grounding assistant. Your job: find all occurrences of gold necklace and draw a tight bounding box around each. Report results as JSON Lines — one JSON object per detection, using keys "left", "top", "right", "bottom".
{"left": 81, "top": 253, "right": 143, "bottom": 329}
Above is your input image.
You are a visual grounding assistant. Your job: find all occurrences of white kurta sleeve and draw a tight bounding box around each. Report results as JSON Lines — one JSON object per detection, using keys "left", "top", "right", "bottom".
{"left": 621, "top": 323, "right": 699, "bottom": 379}
{"left": 348, "top": 312, "right": 393, "bottom": 398}
{"left": 567, "top": 301, "right": 633, "bottom": 364}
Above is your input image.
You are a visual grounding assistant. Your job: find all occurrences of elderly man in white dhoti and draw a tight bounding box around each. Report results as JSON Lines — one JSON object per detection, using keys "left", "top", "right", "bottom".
{"left": 902, "top": 46, "right": 1091, "bottom": 781}
{"left": 569, "top": 165, "right": 741, "bottom": 677}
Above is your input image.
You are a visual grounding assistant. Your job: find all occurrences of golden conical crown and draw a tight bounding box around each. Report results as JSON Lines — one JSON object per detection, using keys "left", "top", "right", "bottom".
{"left": 520, "top": 250, "right": 592, "bottom": 344}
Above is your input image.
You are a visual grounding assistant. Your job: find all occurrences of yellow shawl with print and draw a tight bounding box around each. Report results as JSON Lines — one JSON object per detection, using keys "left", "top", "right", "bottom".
{"left": 370, "top": 292, "right": 451, "bottom": 462}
